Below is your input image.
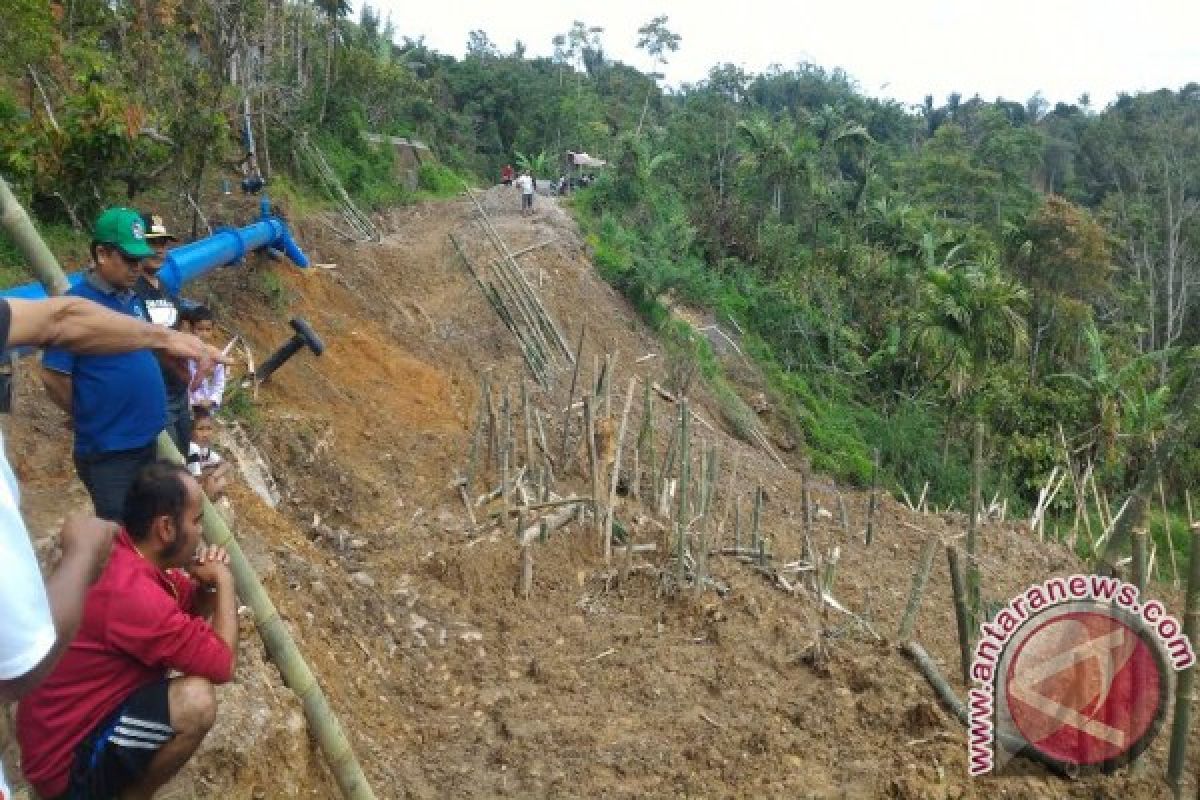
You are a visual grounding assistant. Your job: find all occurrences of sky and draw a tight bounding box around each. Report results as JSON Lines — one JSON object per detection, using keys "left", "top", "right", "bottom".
{"left": 371, "top": 0, "right": 1200, "bottom": 110}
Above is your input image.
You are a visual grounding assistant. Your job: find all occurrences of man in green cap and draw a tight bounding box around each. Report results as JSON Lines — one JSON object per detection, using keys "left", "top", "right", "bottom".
{"left": 42, "top": 207, "right": 174, "bottom": 521}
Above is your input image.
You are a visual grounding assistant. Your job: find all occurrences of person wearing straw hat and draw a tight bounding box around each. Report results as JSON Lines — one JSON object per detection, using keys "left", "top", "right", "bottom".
{"left": 134, "top": 213, "right": 192, "bottom": 453}
{"left": 42, "top": 207, "right": 171, "bottom": 522}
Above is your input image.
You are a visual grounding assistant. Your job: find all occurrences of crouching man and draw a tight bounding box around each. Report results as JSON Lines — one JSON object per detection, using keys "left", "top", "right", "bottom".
{"left": 16, "top": 462, "right": 237, "bottom": 800}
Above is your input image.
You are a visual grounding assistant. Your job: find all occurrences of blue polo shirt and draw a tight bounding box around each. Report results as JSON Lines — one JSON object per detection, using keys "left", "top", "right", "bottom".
{"left": 42, "top": 273, "right": 166, "bottom": 456}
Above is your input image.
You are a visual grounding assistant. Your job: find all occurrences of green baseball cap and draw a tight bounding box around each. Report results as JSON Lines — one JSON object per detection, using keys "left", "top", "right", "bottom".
{"left": 92, "top": 207, "right": 155, "bottom": 259}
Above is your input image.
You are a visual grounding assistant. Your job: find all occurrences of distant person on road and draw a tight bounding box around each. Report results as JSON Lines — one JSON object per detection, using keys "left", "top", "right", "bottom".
{"left": 516, "top": 170, "right": 535, "bottom": 216}
{"left": 42, "top": 207, "right": 219, "bottom": 523}
{"left": 135, "top": 213, "right": 192, "bottom": 453}
{"left": 0, "top": 291, "right": 222, "bottom": 800}
{"left": 16, "top": 461, "right": 238, "bottom": 800}
{"left": 500, "top": 164, "right": 514, "bottom": 186}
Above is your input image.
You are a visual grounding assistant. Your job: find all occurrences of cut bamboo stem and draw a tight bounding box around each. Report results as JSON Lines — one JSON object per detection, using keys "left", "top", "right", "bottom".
{"left": 751, "top": 485, "right": 763, "bottom": 552}
{"left": 676, "top": 400, "right": 691, "bottom": 585}
{"left": 1166, "top": 526, "right": 1200, "bottom": 792}
{"left": 557, "top": 322, "right": 586, "bottom": 469}
{"left": 947, "top": 545, "right": 973, "bottom": 685}
{"left": 584, "top": 397, "right": 601, "bottom": 544}
{"left": 604, "top": 377, "right": 638, "bottom": 564}
{"left": 521, "top": 381, "right": 535, "bottom": 472}
{"left": 865, "top": 448, "right": 879, "bottom": 546}
{"left": 966, "top": 420, "right": 984, "bottom": 623}
{"left": 1132, "top": 527, "right": 1149, "bottom": 593}
{"left": 897, "top": 537, "right": 939, "bottom": 641}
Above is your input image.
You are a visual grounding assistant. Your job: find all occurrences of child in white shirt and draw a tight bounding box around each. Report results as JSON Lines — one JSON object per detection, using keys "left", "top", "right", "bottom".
{"left": 187, "top": 406, "right": 230, "bottom": 498}
{"left": 185, "top": 305, "right": 227, "bottom": 411}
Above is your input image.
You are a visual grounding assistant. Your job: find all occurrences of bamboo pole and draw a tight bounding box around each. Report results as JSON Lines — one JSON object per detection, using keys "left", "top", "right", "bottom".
{"left": 0, "top": 176, "right": 71, "bottom": 295}
{"left": 604, "top": 378, "right": 638, "bottom": 564}
{"left": 966, "top": 420, "right": 984, "bottom": 622}
{"left": 557, "top": 323, "right": 586, "bottom": 469}
{"left": 947, "top": 545, "right": 973, "bottom": 684}
{"left": 1166, "top": 526, "right": 1200, "bottom": 792}
{"left": 3, "top": 180, "right": 381, "bottom": 797}
{"left": 521, "top": 381, "right": 535, "bottom": 471}
{"left": 159, "top": 435, "right": 376, "bottom": 798}
{"left": 897, "top": 537, "right": 939, "bottom": 641}
{"left": 1157, "top": 462, "right": 1180, "bottom": 587}
{"left": 634, "top": 380, "right": 652, "bottom": 503}
{"left": 584, "top": 397, "right": 601, "bottom": 544}
{"left": 501, "top": 387, "right": 512, "bottom": 514}
{"left": 751, "top": 484, "right": 763, "bottom": 552}
{"left": 865, "top": 448, "right": 879, "bottom": 546}
{"left": 676, "top": 400, "right": 691, "bottom": 585}
{"left": 1131, "top": 527, "right": 1149, "bottom": 593}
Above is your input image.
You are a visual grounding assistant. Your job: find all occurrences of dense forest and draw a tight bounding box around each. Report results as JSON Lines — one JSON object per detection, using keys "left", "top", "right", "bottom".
{"left": 3, "top": 0, "right": 1199, "bottom": 570}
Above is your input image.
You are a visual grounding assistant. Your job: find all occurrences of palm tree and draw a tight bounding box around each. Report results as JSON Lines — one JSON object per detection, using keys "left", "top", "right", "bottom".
{"left": 735, "top": 116, "right": 815, "bottom": 218}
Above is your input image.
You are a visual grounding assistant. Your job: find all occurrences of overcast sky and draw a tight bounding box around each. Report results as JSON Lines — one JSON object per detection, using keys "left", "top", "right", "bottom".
{"left": 371, "top": 0, "right": 1199, "bottom": 110}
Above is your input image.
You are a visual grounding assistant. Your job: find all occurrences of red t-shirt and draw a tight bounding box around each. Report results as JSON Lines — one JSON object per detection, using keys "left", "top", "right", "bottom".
{"left": 16, "top": 530, "right": 233, "bottom": 797}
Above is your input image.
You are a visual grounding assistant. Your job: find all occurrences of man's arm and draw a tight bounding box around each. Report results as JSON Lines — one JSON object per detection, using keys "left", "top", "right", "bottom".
{"left": 189, "top": 548, "right": 238, "bottom": 676}
{"left": 0, "top": 515, "right": 115, "bottom": 702}
{"left": 7, "top": 297, "right": 226, "bottom": 366}
{"left": 41, "top": 367, "right": 72, "bottom": 415}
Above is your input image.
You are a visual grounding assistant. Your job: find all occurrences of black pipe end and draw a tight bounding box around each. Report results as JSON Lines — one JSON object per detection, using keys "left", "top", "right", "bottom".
{"left": 289, "top": 317, "right": 325, "bottom": 356}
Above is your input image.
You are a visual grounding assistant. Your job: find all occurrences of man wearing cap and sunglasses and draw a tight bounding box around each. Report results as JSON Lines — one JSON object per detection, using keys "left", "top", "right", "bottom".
{"left": 42, "top": 208, "right": 176, "bottom": 522}
{"left": 134, "top": 213, "right": 192, "bottom": 453}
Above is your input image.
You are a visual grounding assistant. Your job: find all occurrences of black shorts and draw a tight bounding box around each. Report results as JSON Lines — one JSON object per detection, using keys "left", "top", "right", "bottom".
{"left": 63, "top": 679, "right": 173, "bottom": 799}
{"left": 521, "top": 193, "right": 533, "bottom": 209}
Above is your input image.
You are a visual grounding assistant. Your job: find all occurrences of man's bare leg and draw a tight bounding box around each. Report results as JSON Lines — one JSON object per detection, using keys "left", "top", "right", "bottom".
{"left": 120, "top": 676, "right": 216, "bottom": 800}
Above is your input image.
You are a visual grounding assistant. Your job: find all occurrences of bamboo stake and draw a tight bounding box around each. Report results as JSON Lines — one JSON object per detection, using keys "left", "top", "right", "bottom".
{"left": 837, "top": 488, "right": 850, "bottom": 533}
{"left": 751, "top": 484, "right": 763, "bottom": 552}
{"left": 1132, "top": 527, "right": 1149, "bottom": 593}
{"left": 1166, "top": 526, "right": 1200, "bottom": 792}
{"left": 865, "top": 448, "right": 880, "bottom": 546}
{"left": 584, "top": 397, "right": 601, "bottom": 545}
{"left": 897, "top": 537, "right": 939, "bottom": 641}
{"left": 801, "top": 468, "right": 813, "bottom": 530}
{"left": 1157, "top": 466, "right": 1180, "bottom": 587}
{"left": 676, "top": 400, "right": 691, "bottom": 585}
{"left": 947, "top": 545, "right": 973, "bottom": 684}
{"left": 501, "top": 388, "right": 512, "bottom": 514}
{"left": 519, "top": 542, "right": 533, "bottom": 599}
{"left": 733, "top": 496, "right": 742, "bottom": 552}
{"left": 557, "top": 323, "right": 586, "bottom": 468}
{"left": 484, "top": 381, "right": 498, "bottom": 471}
{"left": 604, "top": 378, "right": 638, "bottom": 564}
{"left": 157, "top": 439, "right": 375, "bottom": 797}
{"left": 521, "top": 381, "right": 535, "bottom": 471}
{"left": 966, "top": 420, "right": 984, "bottom": 622}
{"left": 534, "top": 410, "right": 553, "bottom": 486}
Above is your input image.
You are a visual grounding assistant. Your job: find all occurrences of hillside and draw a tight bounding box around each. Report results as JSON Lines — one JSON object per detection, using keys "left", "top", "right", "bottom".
{"left": 1, "top": 188, "right": 1195, "bottom": 799}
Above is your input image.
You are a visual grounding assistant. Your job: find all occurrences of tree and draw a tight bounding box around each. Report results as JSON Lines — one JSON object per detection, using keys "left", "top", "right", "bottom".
{"left": 735, "top": 116, "right": 816, "bottom": 219}
{"left": 634, "top": 15, "right": 681, "bottom": 135}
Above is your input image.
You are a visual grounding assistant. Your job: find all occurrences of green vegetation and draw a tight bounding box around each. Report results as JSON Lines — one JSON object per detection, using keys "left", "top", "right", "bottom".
{"left": 4, "top": 5, "right": 1199, "bottom": 574}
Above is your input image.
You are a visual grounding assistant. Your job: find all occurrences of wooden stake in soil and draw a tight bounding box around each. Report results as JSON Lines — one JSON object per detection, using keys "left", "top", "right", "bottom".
{"left": 801, "top": 468, "right": 813, "bottom": 531}
{"left": 521, "top": 380, "right": 536, "bottom": 472}
{"left": 500, "top": 388, "right": 512, "bottom": 514}
{"left": 604, "top": 377, "right": 638, "bottom": 564}
{"left": 865, "top": 448, "right": 880, "bottom": 546}
{"left": 751, "top": 484, "right": 764, "bottom": 552}
{"left": 897, "top": 537, "right": 939, "bottom": 641}
{"left": 947, "top": 545, "right": 974, "bottom": 684}
{"left": 836, "top": 485, "right": 850, "bottom": 533}
{"left": 1131, "top": 527, "right": 1149, "bottom": 593}
{"left": 1166, "top": 526, "right": 1200, "bottom": 793}
{"left": 558, "top": 322, "right": 586, "bottom": 469}
{"left": 676, "top": 399, "right": 691, "bottom": 586}
{"left": 966, "top": 420, "right": 984, "bottom": 622}
{"left": 584, "top": 397, "right": 601, "bottom": 544}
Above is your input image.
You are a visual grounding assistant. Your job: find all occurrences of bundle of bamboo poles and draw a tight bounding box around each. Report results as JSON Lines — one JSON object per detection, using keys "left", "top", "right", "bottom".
{"left": 447, "top": 186, "right": 573, "bottom": 389}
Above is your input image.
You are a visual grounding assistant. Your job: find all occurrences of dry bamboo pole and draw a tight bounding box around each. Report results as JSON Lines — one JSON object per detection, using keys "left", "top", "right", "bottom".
{"left": 1155, "top": 448, "right": 1181, "bottom": 587}
{"left": 801, "top": 468, "right": 813, "bottom": 530}
{"left": 676, "top": 400, "right": 691, "bottom": 586}
{"left": 1132, "top": 527, "right": 1149, "bottom": 593}
{"left": 634, "top": 380, "right": 653, "bottom": 502}
{"left": 534, "top": 410, "right": 552, "bottom": 480}
{"left": 604, "top": 378, "right": 638, "bottom": 564}
{"left": 500, "top": 387, "right": 512, "bottom": 514}
{"left": 947, "top": 545, "right": 974, "bottom": 684}
{"left": 584, "top": 397, "right": 601, "bottom": 544}
{"left": 603, "top": 352, "right": 614, "bottom": 417}
{"left": 159, "top": 436, "right": 377, "bottom": 799}
{"left": 865, "top": 448, "right": 880, "bottom": 545}
{"left": 3, "top": 183, "right": 379, "bottom": 800}
{"left": 484, "top": 245, "right": 556, "bottom": 368}
{"left": 557, "top": 323, "right": 586, "bottom": 468}
{"left": 464, "top": 185, "right": 572, "bottom": 361}
{"left": 897, "top": 537, "right": 939, "bottom": 641}
{"left": 751, "top": 484, "right": 763, "bottom": 552}
{"left": 521, "top": 381, "right": 536, "bottom": 472}
{"left": 519, "top": 541, "right": 533, "bottom": 599}
{"left": 966, "top": 420, "right": 984, "bottom": 623}
{"left": 1166, "top": 526, "right": 1200, "bottom": 792}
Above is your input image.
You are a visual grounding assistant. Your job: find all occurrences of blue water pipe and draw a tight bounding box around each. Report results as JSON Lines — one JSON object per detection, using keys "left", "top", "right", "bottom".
{"left": 1, "top": 197, "right": 308, "bottom": 300}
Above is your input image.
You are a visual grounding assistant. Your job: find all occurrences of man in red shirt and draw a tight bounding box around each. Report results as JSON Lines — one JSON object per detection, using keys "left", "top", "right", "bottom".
{"left": 16, "top": 461, "right": 238, "bottom": 800}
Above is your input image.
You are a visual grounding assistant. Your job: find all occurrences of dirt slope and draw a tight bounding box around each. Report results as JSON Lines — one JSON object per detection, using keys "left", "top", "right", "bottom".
{"left": 2, "top": 187, "right": 1196, "bottom": 799}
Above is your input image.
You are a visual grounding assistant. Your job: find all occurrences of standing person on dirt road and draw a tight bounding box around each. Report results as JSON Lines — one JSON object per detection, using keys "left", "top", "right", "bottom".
{"left": 0, "top": 290, "right": 223, "bottom": 799}
{"left": 134, "top": 213, "right": 192, "bottom": 454}
{"left": 16, "top": 461, "right": 238, "bottom": 800}
{"left": 516, "top": 169, "right": 535, "bottom": 216}
{"left": 42, "top": 207, "right": 220, "bottom": 522}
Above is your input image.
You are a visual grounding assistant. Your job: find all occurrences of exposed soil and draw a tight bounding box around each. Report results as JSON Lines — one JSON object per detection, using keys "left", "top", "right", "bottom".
{"left": 2, "top": 186, "right": 1195, "bottom": 799}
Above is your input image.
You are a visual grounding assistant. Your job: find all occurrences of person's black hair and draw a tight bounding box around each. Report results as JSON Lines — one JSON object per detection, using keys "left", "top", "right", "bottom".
{"left": 186, "top": 304, "right": 214, "bottom": 324}
{"left": 124, "top": 461, "right": 192, "bottom": 543}
{"left": 191, "top": 404, "right": 213, "bottom": 421}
